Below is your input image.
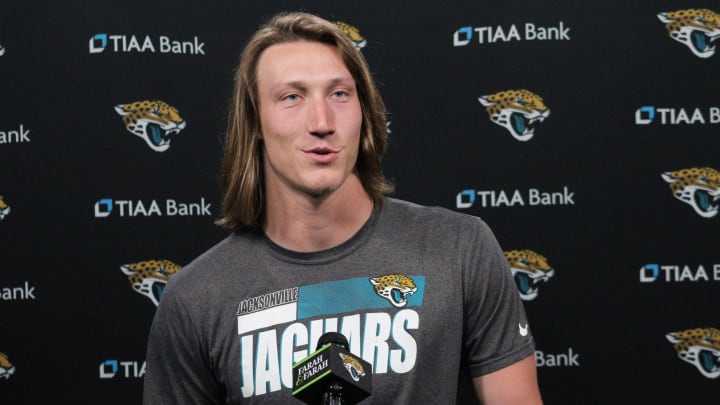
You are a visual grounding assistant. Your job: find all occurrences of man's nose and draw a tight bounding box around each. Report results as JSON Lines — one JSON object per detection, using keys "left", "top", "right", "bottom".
{"left": 307, "top": 99, "right": 335, "bottom": 137}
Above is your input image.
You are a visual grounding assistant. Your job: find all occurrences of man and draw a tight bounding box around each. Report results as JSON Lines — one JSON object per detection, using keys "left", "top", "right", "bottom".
{"left": 144, "top": 12, "right": 542, "bottom": 404}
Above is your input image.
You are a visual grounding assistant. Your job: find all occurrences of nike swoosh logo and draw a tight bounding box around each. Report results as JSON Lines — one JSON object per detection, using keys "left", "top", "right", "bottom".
{"left": 519, "top": 323, "right": 529, "bottom": 337}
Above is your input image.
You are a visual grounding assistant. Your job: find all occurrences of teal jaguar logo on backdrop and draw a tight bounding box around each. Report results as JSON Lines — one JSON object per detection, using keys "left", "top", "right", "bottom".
{"left": 667, "top": 328, "right": 720, "bottom": 378}
{"left": 662, "top": 167, "right": 720, "bottom": 218}
{"left": 505, "top": 250, "right": 555, "bottom": 301}
{"left": 0, "top": 196, "right": 10, "bottom": 220}
{"left": 479, "top": 89, "right": 550, "bottom": 141}
{"left": 115, "top": 100, "right": 187, "bottom": 152}
{"left": 0, "top": 353, "right": 15, "bottom": 380}
{"left": 120, "top": 260, "right": 183, "bottom": 307}
{"left": 335, "top": 21, "right": 367, "bottom": 49}
{"left": 658, "top": 9, "right": 720, "bottom": 58}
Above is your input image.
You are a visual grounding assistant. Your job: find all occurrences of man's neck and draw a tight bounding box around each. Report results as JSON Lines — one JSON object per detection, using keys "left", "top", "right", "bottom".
{"left": 263, "top": 175, "right": 374, "bottom": 252}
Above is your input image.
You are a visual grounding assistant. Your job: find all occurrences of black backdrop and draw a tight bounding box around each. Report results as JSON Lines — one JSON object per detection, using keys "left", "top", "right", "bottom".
{"left": 2, "top": 1, "right": 718, "bottom": 404}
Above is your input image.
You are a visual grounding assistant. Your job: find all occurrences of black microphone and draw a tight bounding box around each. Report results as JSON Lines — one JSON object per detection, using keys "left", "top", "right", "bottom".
{"left": 292, "top": 332, "right": 372, "bottom": 404}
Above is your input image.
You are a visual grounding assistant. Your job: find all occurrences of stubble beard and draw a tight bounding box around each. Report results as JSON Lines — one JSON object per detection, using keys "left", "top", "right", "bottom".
{"left": 302, "top": 178, "right": 345, "bottom": 200}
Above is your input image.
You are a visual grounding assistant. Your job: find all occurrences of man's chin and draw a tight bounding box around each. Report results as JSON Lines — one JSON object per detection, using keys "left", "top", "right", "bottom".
{"left": 292, "top": 171, "right": 357, "bottom": 199}
{"left": 304, "top": 184, "right": 342, "bottom": 199}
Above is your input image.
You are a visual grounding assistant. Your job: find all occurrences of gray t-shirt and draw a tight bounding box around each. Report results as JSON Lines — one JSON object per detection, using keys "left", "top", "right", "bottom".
{"left": 143, "top": 198, "right": 534, "bottom": 404}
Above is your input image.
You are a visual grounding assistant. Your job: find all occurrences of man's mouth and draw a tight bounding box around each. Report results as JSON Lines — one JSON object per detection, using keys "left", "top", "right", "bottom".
{"left": 303, "top": 147, "right": 339, "bottom": 163}
{"left": 309, "top": 148, "right": 333, "bottom": 155}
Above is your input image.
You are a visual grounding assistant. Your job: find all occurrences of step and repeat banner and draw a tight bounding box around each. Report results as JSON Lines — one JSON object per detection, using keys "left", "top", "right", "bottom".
{"left": 1, "top": 1, "right": 718, "bottom": 403}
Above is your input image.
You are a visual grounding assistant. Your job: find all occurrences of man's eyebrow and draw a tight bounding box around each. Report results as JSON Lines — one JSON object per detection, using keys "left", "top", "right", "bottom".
{"left": 275, "top": 76, "right": 356, "bottom": 90}
{"left": 327, "top": 76, "right": 356, "bottom": 87}
{"left": 274, "top": 81, "right": 307, "bottom": 91}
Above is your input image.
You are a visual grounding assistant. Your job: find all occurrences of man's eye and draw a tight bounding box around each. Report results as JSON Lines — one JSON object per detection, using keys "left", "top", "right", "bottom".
{"left": 333, "top": 91, "right": 349, "bottom": 98}
{"left": 283, "top": 94, "right": 300, "bottom": 101}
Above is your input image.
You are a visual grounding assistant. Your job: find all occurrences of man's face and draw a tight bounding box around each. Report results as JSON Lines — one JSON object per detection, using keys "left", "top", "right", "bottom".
{"left": 256, "top": 40, "right": 363, "bottom": 199}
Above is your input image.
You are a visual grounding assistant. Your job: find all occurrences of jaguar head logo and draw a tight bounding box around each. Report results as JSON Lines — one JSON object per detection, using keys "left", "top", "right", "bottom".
{"left": 662, "top": 167, "right": 720, "bottom": 218}
{"left": 114, "top": 100, "right": 186, "bottom": 152}
{"left": 0, "top": 196, "right": 10, "bottom": 220}
{"left": 505, "top": 249, "right": 555, "bottom": 301}
{"left": 369, "top": 274, "right": 417, "bottom": 308}
{"left": 120, "top": 259, "right": 182, "bottom": 306}
{"left": 0, "top": 44, "right": 6, "bottom": 57}
{"left": 339, "top": 353, "right": 366, "bottom": 382}
{"left": 658, "top": 9, "right": 720, "bottom": 58}
{"left": 667, "top": 328, "right": 720, "bottom": 378}
{"left": 335, "top": 21, "right": 367, "bottom": 50}
{"left": 0, "top": 353, "right": 15, "bottom": 380}
{"left": 479, "top": 89, "right": 550, "bottom": 142}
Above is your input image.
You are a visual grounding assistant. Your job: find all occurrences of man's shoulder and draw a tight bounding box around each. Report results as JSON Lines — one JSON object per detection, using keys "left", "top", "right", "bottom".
{"left": 379, "top": 197, "right": 501, "bottom": 262}
{"left": 168, "top": 231, "right": 260, "bottom": 288}
{"left": 384, "top": 197, "right": 489, "bottom": 231}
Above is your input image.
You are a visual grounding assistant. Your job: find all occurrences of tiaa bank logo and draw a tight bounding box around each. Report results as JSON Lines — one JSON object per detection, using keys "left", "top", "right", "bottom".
{"left": 534, "top": 347, "right": 580, "bottom": 368}
{"left": 1, "top": 124, "right": 31, "bottom": 145}
{"left": 658, "top": 9, "right": 720, "bottom": 58}
{"left": 89, "top": 33, "right": 205, "bottom": 55}
{"left": 0, "top": 195, "right": 10, "bottom": 220}
{"left": 0, "top": 352, "right": 15, "bottom": 380}
{"left": 639, "top": 263, "right": 720, "bottom": 283}
{"left": 453, "top": 22, "right": 571, "bottom": 46}
{"left": 456, "top": 186, "right": 575, "bottom": 209}
{"left": 666, "top": 327, "right": 720, "bottom": 378}
{"left": 635, "top": 105, "right": 720, "bottom": 125}
{"left": 478, "top": 89, "right": 550, "bottom": 141}
{"left": 504, "top": 250, "right": 555, "bottom": 301}
{"left": 99, "top": 359, "right": 145, "bottom": 379}
{"left": 120, "top": 260, "right": 182, "bottom": 306}
{"left": 115, "top": 100, "right": 186, "bottom": 152}
{"left": 335, "top": 21, "right": 367, "bottom": 50}
{"left": 661, "top": 167, "right": 720, "bottom": 218}
{"left": 94, "top": 197, "right": 212, "bottom": 218}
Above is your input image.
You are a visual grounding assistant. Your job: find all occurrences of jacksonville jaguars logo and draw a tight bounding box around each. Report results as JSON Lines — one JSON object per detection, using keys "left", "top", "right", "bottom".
{"left": 505, "top": 249, "right": 555, "bottom": 301}
{"left": 658, "top": 9, "right": 720, "bottom": 58}
{"left": 369, "top": 274, "right": 417, "bottom": 308}
{"left": 339, "top": 353, "right": 366, "bottom": 382}
{"left": 667, "top": 327, "right": 720, "bottom": 378}
{"left": 661, "top": 167, "right": 720, "bottom": 218}
{"left": 0, "top": 352, "right": 15, "bottom": 380}
{"left": 0, "top": 196, "right": 10, "bottom": 220}
{"left": 114, "top": 100, "right": 186, "bottom": 152}
{"left": 479, "top": 89, "right": 550, "bottom": 142}
{"left": 120, "top": 259, "right": 182, "bottom": 306}
{"left": 335, "top": 21, "right": 367, "bottom": 50}
{"left": 0, "top": 43, "right": 6, "bottom": 56}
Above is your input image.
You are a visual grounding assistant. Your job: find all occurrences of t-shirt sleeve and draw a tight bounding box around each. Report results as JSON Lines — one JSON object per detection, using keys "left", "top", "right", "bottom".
{"left": 143, "top": 282, "right": 222, "bottom": 404}
{"left": 461, "top": 219, "right": 535, "bottom": 377}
